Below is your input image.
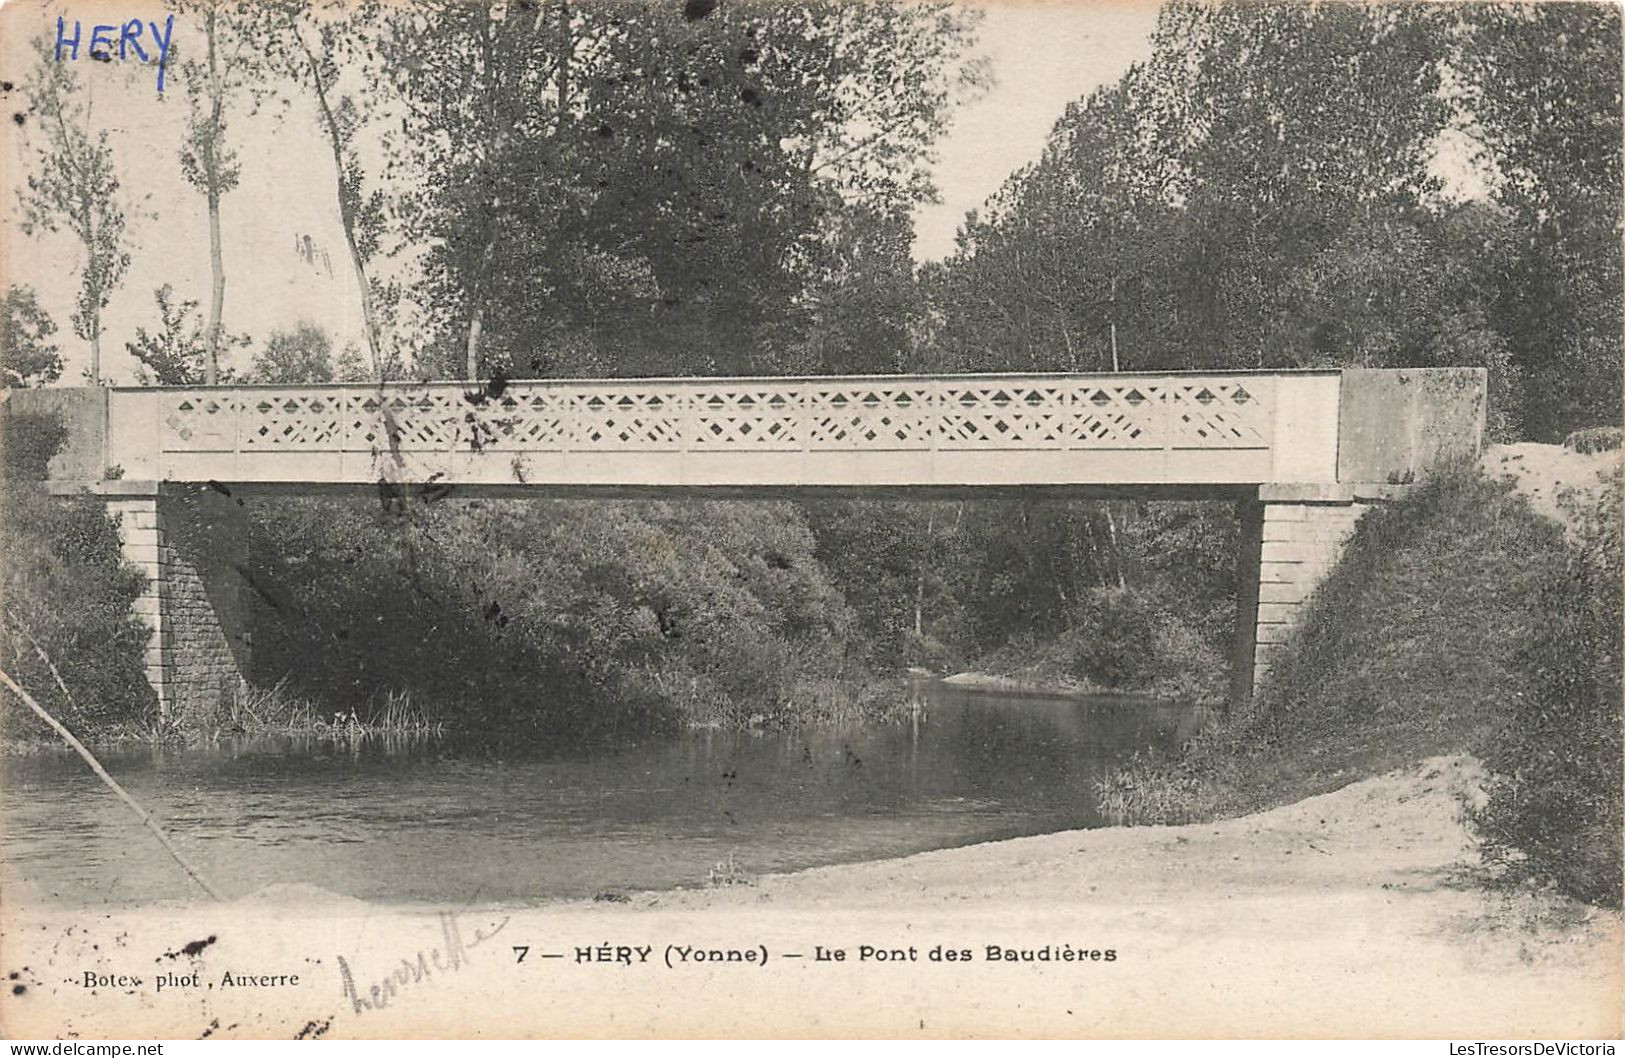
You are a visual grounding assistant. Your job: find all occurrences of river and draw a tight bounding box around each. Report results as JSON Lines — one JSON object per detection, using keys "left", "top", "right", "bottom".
{"left": 2, "top": 680, "right": 1204, "bottom": 906}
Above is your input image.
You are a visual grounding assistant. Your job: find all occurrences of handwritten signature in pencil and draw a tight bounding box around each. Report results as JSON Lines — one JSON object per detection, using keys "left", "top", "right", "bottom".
{"left": 337, "top": 907, "right": 509, "bottom": 1015}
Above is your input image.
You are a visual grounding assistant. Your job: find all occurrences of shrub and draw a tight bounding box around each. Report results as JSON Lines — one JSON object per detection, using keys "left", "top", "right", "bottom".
{"left": 1145, "top": 616, "right": 1227, "bottom": 705}
{"left": 1095, "top": 751, "right": 1210, "bottom": 826}
{"left": 1054, "top": 587, "right": 1224, "bottom": 702}
{"left": 0, "top": 410, "right": 157, "bottom": 738}
{"left": 1065, "top": 587, "right": 1163, "bottom": 689}
{"left": 1471, "top": 470, "right": 1622, "bottom": 907}
{"left": 1564, "top": 426, "right": 1623, "bottom": 454}
{"left": 3, "top": 405, "right": 66, "bottom": 480}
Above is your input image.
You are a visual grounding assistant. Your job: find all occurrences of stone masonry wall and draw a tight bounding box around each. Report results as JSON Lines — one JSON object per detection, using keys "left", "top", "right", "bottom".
{"left": 107, "top": 496, "right": 169, "bottom": 710}
{"left": 107, "top": 489, "right": 248, "bottom": 723}
{"left": 1251, "top": 499, "right": 1374, "bottom": 691}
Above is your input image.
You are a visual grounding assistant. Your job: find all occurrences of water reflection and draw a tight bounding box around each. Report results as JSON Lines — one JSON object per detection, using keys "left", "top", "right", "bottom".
{"left": 2, "top": 680, "right": 1200, "bottom": 906}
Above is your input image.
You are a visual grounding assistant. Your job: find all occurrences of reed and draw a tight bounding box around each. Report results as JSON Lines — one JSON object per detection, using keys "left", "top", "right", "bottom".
{"left": 706, "top": 853, "right": 756, "bottom": 888}
{"left": 199, "top": 680, "right": 448, "bottom": 742}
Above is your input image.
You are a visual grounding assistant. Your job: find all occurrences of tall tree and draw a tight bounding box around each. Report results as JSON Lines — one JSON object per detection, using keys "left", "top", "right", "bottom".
{"left": 930, "top": 0, "right": 1460, "bottom": 377}
{"left": 16, "top": 37, "right": 131, "bottom": 384}
{"left": 925, "top": 73, "right": 1179, "bottom": 374}
{"left": 1454, "top": 2, "right": 1624, "bottom": 438}
{"left": 387, "top": 0, "right": 982, "bottom": 380}
{"left": 381, "top": 0, "right": 581, "bottom": 380}
{"left": 778, "top": 205, "right": 920, "bottom": 375}
{"left": 1145, "top": 0, "right": 1451, "bottom": 366}
{"left": 175, "top": 0, "right": 246, "bottom": 386}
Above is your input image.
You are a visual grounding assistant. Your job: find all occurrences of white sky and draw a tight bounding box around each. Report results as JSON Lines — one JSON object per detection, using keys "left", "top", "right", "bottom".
{"left": 912, "top": 1, "right": 1160, "bottom": 262}
{"left": 1, "top": 2, "right": 1160, "bottom": 384}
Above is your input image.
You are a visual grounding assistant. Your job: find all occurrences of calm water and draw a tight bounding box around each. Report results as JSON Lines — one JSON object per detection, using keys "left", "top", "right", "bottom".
{"left": 2, "top": 681, "right": 1203, "bottom": 906}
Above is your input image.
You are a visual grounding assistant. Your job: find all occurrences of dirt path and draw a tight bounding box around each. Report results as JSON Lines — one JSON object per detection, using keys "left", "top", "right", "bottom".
{"left": 2, "top": 754, "right": 1618, "bottom": 1039}
{"left": 1481, "top": 441, "right": 1620, "bottom": 533}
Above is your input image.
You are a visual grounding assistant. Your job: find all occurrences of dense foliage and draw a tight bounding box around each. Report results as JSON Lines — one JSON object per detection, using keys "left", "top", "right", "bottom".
{"left": 1473, "top": 471, "right": 1623, "bottom": 907}
{"left": 16, "top": 38, "right": 130, "bottom": 384}
{"left": 0, "top": 412, "right": 157, "bottom": 738}
{"left": 803, "top": 498, "right": 1234, "bottom": 700}
{"left": 1, "top": 285, "right": 63, "bottom": 387}
{"left": 245, "top": 495, "right": 875, "bottom": 742}
{"left": 380, "top": 0, "right": 981, "bottom": 380}
{"left": 127, "top": 284, "right": 229, "bottom": 385}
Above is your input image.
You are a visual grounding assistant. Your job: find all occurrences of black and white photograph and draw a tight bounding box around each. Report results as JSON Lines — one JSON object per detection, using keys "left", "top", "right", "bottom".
{"left": 0, "top": 0, "right": 1620, "bottom": 1041}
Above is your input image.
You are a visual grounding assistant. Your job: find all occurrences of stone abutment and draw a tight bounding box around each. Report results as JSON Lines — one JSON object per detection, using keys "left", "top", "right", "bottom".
{"left": 103, "top": 485, "right": 251, "bottom": 723}
{"left": 1233, "top": 484, "right": 1406, "bottom": 701}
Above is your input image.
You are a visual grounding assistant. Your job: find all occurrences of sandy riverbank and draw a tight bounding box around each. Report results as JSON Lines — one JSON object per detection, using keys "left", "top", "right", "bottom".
{"left": 1, "top": 754, "right": 1618, "bottom": 1039}
{"left": 938, "top": 671, "right": 1087, "bottom": 696}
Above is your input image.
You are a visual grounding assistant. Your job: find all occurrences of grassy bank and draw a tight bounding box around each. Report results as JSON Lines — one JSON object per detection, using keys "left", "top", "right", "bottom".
{"left": 1096, "top": 451, "right": 1622, "bottom": 906}
{"left": 202, "top": 681, "right": 447, "bottom": 740}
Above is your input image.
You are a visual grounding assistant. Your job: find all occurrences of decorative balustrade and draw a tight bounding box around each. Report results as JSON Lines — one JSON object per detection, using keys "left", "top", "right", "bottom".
{"left": 90, "top": 371, "right": 1346, "bottom": 489}
{"left": 153, "top": 375, "right": 1276, "bottom": 456}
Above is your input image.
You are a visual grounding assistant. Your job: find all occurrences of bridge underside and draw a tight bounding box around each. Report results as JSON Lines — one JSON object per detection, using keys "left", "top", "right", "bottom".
{"left": 72, "top": 477, "right": 1405, "bottom": 723}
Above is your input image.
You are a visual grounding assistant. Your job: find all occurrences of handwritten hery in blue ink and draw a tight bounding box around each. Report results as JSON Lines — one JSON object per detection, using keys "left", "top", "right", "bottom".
{"left": 55, "top": 15, "right": 175, "bottom": 93}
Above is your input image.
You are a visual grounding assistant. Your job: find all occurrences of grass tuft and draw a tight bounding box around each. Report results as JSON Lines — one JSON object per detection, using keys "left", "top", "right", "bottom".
{"left": 1563, "top": 426, "right": 1622, "bottom": 454}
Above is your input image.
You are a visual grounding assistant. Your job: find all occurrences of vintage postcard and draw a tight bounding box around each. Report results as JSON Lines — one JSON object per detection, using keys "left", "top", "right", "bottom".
{"left": 0, "top": 0, "right": 1620, "bottom": 1041}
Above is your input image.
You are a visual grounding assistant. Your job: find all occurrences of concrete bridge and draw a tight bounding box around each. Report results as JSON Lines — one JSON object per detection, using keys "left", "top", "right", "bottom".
{"left": 8, "top": 367, "right": 1487, "bottom": 717}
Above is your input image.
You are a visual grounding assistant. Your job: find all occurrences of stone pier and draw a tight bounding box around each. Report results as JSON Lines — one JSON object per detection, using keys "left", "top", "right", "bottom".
{"left": 1233, "top": 485, "right": 1401, "bottom": 699}
{"left": 1254, "top": 492, "right": 1370, "bottom": 681}
{"left": 103, "top": 484, "right": 251, "bottom": 723}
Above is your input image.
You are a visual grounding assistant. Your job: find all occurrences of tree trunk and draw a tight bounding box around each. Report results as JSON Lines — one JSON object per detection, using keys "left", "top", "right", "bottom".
{"left": 555, "top": 0, "right": 570, "bottom": 121}
{"left": 56, "top": 89, "right": 103, "bottom": 384}
{"left": 464, "top": 243, "right": 491, "bottom": 381}
{"left": 463, "top": 1, "right": 527, "bottom": 382}
{"left": 464, "top": 7, "right": 494, "bottom": 381}
{"left": 83, "top": 197, "right": 101, "bottom": 384}
{"left": 203, "top": 6, "right": 226, "bottom": 386}
{"left": 1103, "top": 503, "right": 1127, "bottom": 590}
{"left": 1109, "top": 273, "right": 1120, "bottom": 372}
{"left": 915, "top": 508, "right": 935, "bottom": 638}
{"left": 206, "top": 192, "right": 225, "bottom": 385}
{"left": 302, "top": 35, "right": 384, "bottom": 381}
{"left": 465, "top": 0, "right": 570, "bottom": 381}
{"left": 345, "top": 226, "right": 385, "bottom": 383}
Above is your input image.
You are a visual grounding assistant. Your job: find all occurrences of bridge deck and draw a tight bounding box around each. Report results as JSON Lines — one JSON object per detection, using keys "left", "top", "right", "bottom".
{"left": 99, "top": 371, "right": 1345, "bottom": 489}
